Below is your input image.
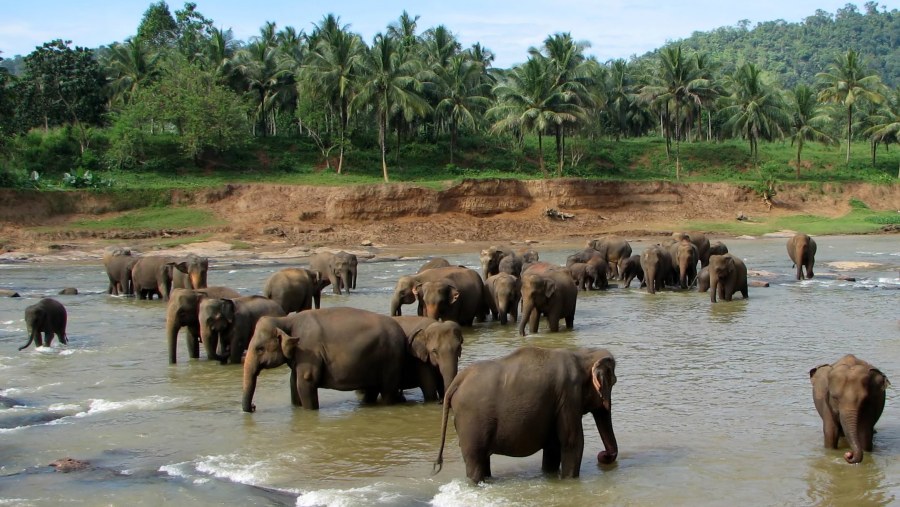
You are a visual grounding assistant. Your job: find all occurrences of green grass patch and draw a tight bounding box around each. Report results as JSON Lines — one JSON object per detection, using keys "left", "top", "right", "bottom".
{"left": 33, "top": 207, "right": 223, "bottom": 232}
{"left": 157, "top": 233, "right": 216, "bottom": 248}
{"left": 687, "top": 201, "right": 899, "bottom": 235}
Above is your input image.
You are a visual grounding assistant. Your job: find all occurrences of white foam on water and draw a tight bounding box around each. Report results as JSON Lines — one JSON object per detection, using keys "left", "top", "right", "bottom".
{"left": 48, "top": 403, "right": 81, "bottom": 412}
{"left": 195, "top": 453, "right": 270, "bottom": 486}
{"left": 75, "top": 395, "right": 189, "bottom": 417}
{"left": 1, "top": 383, "right": 62, "bottom": 396}
{"left": 159, "top": 461, "right": 192, "bottom": 479}
{"left": 295, "top": 483, "right": 403, "bottom": 507}
{"left": 0, "top": 499, "right": 35, "bottom": 506}
{"left": 430, "top": 480, "right": 502, "bottom": 507}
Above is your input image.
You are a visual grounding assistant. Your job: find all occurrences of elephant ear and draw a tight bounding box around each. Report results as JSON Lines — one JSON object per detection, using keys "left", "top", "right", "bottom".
{"left": 170, "top": 260, "right": 190, "bottom": 274}
{"left": 409, "top": 329, "right": 429, "bottom": 362}
{"left": 222, "top": 298, "right": 236, "bottom": 325}
{"left": 448, "top": 285, "right": 460, "bottom": 305}
{"left": 544, "top": 279, "right": 557, "bottom": 299}
{"left": 870, "top": 368, "right": 890, "bottom": 390}
{"left": 809, "top": 364, "right": 830, "bottom": 380}
{"left": 412, "top": 283, "right": 423, "bottom": 298}
{"left": 276, "top": 329, "right": 300, "bottom": 359}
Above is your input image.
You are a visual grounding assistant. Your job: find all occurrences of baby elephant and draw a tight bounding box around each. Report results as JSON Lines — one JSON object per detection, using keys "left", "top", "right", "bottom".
{"left": 810, "top": 354, "right": 889, "bottom": 464}
{"left": 20, "top": 298, "right": 68, "bottom": 350}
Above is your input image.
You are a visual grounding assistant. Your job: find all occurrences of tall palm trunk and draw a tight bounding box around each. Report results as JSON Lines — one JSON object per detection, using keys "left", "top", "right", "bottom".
{"left": 537, "top": 132, "right": 546, "bottom": 176}
{"left": 555, "top": 125, "right": 563, "bottom": 177}
{"left": 380, "top": 110, "right": 389, "bottom": 182}
{"left": 846, "top": 106, "right": 853, "bottom": 165}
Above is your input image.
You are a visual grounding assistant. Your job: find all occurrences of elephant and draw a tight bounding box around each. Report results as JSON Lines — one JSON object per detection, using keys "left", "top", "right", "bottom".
{"left": 434, "top": 346, "right": 618, "bottom": 484}
{"left": 171, "top": 254, "right": 209, "bottom": 290}
{"left": 518, "top": 248, "right": 540, "bottom": 263}
{"left": 567, "top": 262, "right": 603, "bottom": 291}
{"left": 393, "top": 316, "right": 464, "bottom": 402}
{"left": 413, "top": 270, "right": 489, "bottom": 326}
{"left": 418, "top": 258, "right": 451, "bottom": 273}
{"left": 390, "top": 266, "right": 487, "bottom": 324}
{"left": 336, "top": 251, "right": 359, "bottom": 290}
{"left": 586, "top": 236, "right": 632, "bottom": 279}
{"left": 810, "top": 354, "right": 889, "bottom": 464}
{"left": 519, "top": 269, "right": 577, "bottom": 336}
{"left": 640, "top": 245, "right": 673, "bottom": 294}
{"left": 199, "top": 296, "right": 286, "bottom": 364}
{"left": 58, "top": 288, "right": 78, "bottom": 295}
{"left": 697, "top": 266, "right": 710, "bottom": 292}
{"left": 668, "top": 239, "right": 699, "bottom": 289}
{"left": 787, "top": 233, "right": 817, "bottom": 280}
{"left": 484, "top": 273, "right": 520, "bottom": 325}
{"left": 20, "top": 298, "right": 67, "bottom": 350}
{"left": 132, "top": 256, "right": 201, "bottom": 301}
{"left": 165, "top": 286, "right": 241, "bottom": 364}
{"left": 586, "top": 256, "right": 609, "bottom": 289}
{"left": 709, "top": 241, "right": 728, "bottom": 258}
{"left": 498, "top": 253, "right": 523, "bottom": 277}
{"left": 708, "top": 253, "right": 748, "bottom": 303}
{"left": 673, "top": 232, "right": 712, "bottom": 267}
{"left": 242, "top": 307, "right": 407, "bottom": 412}
{"left": 480, "top": 246, "right": 514, "bottom": 279}
{"left": 263, "top": 268, "right": 325, "bottom": 312}
{"left": 619, "top": 255, "right": 644, "bottom": 288}
{"left": 103, "top": 248, "right": 137, "bottom": 296}
{"left": 309, "top": 251, "right": 355, "bottom": 295}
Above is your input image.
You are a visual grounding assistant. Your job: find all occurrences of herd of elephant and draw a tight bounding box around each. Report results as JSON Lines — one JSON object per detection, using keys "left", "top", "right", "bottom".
{"left": 13, "top": 231, "right": 888, "bottom": 484}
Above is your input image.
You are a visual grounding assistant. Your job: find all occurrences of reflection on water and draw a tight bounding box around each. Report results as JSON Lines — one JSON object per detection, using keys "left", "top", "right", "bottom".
{"left": 0, "top": 235, "right": 897, "bottom": 505}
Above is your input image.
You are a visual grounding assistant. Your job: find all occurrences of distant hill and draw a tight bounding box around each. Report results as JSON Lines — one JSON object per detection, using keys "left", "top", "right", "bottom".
{"left": 643, "top": 3, "right": 898, "bottom": 88}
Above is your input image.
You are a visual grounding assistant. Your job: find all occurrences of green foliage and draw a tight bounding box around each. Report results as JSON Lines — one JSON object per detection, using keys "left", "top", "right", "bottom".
{"left": 136, "top": 1, "right": 178, "bottom": 48}
{"left": 46, "top": 206, "right": 222, "bottom": 231}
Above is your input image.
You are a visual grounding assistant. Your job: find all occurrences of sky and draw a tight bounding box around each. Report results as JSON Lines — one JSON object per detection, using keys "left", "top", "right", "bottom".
{"left": 0, "top": 1, "right": 889, "bottom": 67}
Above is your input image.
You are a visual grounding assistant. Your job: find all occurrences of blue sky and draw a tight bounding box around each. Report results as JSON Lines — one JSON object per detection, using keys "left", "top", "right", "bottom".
{"left": 0, "top": 1, "right": 885, "bottom": 66}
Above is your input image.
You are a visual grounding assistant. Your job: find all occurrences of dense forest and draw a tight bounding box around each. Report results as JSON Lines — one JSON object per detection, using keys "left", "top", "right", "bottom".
{"left": 0, "top": 1, "right": 897, "bottom": 189}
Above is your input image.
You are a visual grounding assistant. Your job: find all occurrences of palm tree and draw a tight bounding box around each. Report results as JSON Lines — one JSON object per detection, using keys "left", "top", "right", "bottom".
{"left": 201, "top": 27, "right": 239, "bottom": 87}
{"left": 422, "top": 25, "right": 461, "bottom": 70}
{"left": 433, "top": 55, "right": 492, "bottom": 163}
{"left": 788, "top": 84, "right": 834, "bottom": 179}
{"left": 233, "top": 39, "right": 293, "bottom": 136}
{"left": 387, "top": 10, "right": 421, "bottom": 59}
{"left": 720, "top": 63, "right": 789, "bottom": 161}
{"left": 103, "top": 37, "right": 159, "bottom": 106}
{"left": 816, "top": 49, "right": 885, "bottom": 164}
{"left": 352, "top": 33, "right": 430, "bottom": 182}
{"left": 305, "top": 16, "right": 363, "bottom": 173}
{"left": 864, "top": 86, "right": 900, "bottom": 177}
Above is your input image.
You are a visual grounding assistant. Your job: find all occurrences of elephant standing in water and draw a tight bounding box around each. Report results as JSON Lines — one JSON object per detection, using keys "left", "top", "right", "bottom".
{"left": 20, "top": 298, "right": 68, "bottom": 350}
{"left": 393, "top": 316, "right": 464, "bottom": 402}
{"left": 668, "top": 238, "right": 699, "bottom": 289}
{"left": 640, "top": 245, "right": 672, "bottom": 294}
{"left": 171, "top": 254, "right": 209, "bottom": 290}
{"left": 103, "top": 248, "right": 136, "bottom": 295}
{"left": 309, "top": 251, "right": 357, "bottom": 295}
{"left": 434, "top": 346, "right": 618, "bottom": 484}
{"left": 242, "top": 308, "right": 407, "bottom": 412}
{"left": 708, "top": 253, "right": 748, "bottom": 303}
{"left": 519, "top": 270, "right": 577, "bottom": 336}
{"left": 166, "top": 287, "right": 241, "bottom": 363}
{"left": 390, "top": 266, "right": 487, "bottom": 325}
{"left": 787, "top": 233, "right": 817, "bottom": 280}
{"left": 484, "top": 273, "right": 520, "bottom": 325}
{"left": 418, "top": 258, "right": 451, "bottom": 273}
{"left": 810, "top": 354, "right": 889, "bottom": 464}
{"left": 199, "top": 296, "right": 286, "bottom": 364}
{"left": 586, "top": 236, "right": 632, "bottom": 279}
{"left": 619, "top": 255, "right": 644, "bottom": 288}
{"left": 263, "top": 268, "right": 324, "bottom": 311}
{"left": 673, "top": 232, "right": 711, "bottom": 267}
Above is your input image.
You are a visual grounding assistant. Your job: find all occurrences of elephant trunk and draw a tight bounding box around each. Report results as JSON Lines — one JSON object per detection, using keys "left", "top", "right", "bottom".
{"left": 497, "top": 297, "right": 509, "bottom": 325}
{"left": 341, "top": 268, "right": 352, "bottom": 292}
{"left": 519, "top": 300, "right": 533, "bottom": 336}
{"left": 840, "top": 410, "right": 864, "bottom": 463}
{"left": 645, "top": 267, "right": 656, "bottom": 294}
{"left": 390, "top": 294, "right": 402, "bottom": 316}
{"left": 438, "top": 359, "right": 458, "bottom": 398}
{"left": 165, "top": 316, "right": 179, "bottom": 364}
{"left": 242, "top": 349, "right": 260, "bottom": 412}
{"left": 424, "top": 303, "right": 441, "bottom": 321}
{"left": 192, "top": 271, "right": 207, "bottom": 290}
{"left": 592, "top": 408, "right": 618, "bottom": 465}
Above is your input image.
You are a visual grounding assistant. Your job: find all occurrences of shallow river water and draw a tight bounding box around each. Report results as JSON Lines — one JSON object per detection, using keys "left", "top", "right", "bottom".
{"left": 0, "top": 235, "right": 898, "bottom": 506}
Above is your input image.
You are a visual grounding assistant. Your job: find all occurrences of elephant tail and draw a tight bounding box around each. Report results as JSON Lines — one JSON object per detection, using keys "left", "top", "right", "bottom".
{"left": 433, "top": 384, "right": 455, "bottom": 475}
{"left": 18, "top": 335, "right": 35, "bottom": 351}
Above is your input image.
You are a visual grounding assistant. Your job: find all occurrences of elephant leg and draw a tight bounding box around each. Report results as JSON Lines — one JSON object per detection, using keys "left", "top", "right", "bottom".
{"left": 548, "top": 311, "right": 561, "bottom": 332}
{"left": 187, "top": 326, "right": 201, "bottom": 359}
{"left": 330, "top": 274, "right": 341, "bottom": 295}
{"left": 57, "top": 331, "right": 67, "bottom": 345}
{"left": 823, "top": 418, "right": 839, "bottom": 448}
{"left": 416, "top": 363, "right": 439, "bottom": 402}
{"left": 289, "top": 369, "right": 301, "bottom": 406}
{"left": 560, "top": 436, "right": 585, "bottom": 478}
{"left": 542, "top": 443, "right": 562, "bottom": 474}
{"left": 462, "top": 448, "right": 491, "bottom": 484}
{"left": 361, "top": 389, "right": 379, "bottom": 404}
{"left": 298, "top": 382, "right": 319, "bottom": 410}
{"left": 529, "top": 310, "right": 540, "bottom": 333}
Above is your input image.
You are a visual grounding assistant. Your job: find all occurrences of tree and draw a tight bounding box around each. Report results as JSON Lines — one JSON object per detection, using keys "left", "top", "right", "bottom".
{"left": 103, "top": 37, "right": 160, "bottom": 107}
{"left": 787, "top": 84, "right": 834, "bottom": 178}
{"left": 174, "top": 2, "right": 215, "bottom": 60}
{"left": 864, "top": 86, "right": 900, "bottom": 177}
{"left": 352, "top": 33, "right": 430, "bottom": 182}
{"left": 136, "top": 1, "right": 178, "bottom": 48}
{"left": 433, "top": 55, "right": 492, "bottom": 163}
{"left": 233, "top": 37, "right": 294, "bottom": 137}
{"left": 816, "top": 49, "right": 885, "bottom": 164}
{"left": 0, "top": 52, "right": 16, "bottom": 142}
{"left": 720, "top": 63, "right": 789, "bottom": 161}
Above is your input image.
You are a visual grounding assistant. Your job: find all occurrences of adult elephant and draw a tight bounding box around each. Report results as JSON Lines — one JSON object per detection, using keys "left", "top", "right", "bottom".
{"left": 434, "top": 346, "right": 618, "bottom": 484}
{"left": 519, "top": 269, "right": 577, "bottom": 336}
{"left": 484, "top": 273, "right": 520, "bottom": 325}
{"left": 165, "top": 287, "right": 241, "bottom": 364}
{"left": 171, "top": 254, "right": 209, "bottom": 290}
{"left": 393, "top": 316, "right": 464, "bottom": 402}
{"left": 708, "top": 253, "right": 748, "bottom": 303}
{"left": 480, "top": 246, "right": 514, "bottom": 279}
{"left": 103, "top": 248, "right": 136, "bottom": 296}
{"left": 19, "top": 298, "right": 67, "bottom": 350}
{"left": 586, "top": 236, "right": 632, "bottom": 279}
{"left": 787, "top": 233, "right": 817, "bottom": 280}
{"left": 263, "top": 268, "right": 324, "bottom": 312}
{"left": 309, "top": 251, "right": 355, "bottom": 295}
{"left": 390, "top": 266, "right": 487, "bottom": 325}
{"left": 810, "top": 354, "right": 889, "bottom": 464}
{"left": 418, "top": 258, "right": 451, "bottom": 273}
{"left": 673, "top": 232, "right": 712, "bottom": 268}
{"left": 242, "top": 308, "right": 407, "bottom": 412}
{"left": 668, "top": 239, "right": 699, "bottom": 289}
{"left": 199, "top": 296, "right": 286, "bottom": 364}
{"left": 132, "top": 256, "right": 202, "bottom": 301}
{"left": 640, "top": 245, "right": 673, "bottom": 294}
{"left": 619, "top": 255, "right": 644, "bottom": 289}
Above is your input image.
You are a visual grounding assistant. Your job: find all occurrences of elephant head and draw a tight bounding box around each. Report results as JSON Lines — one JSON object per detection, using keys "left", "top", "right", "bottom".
{"left": 581, "top": 349, "right": 618, "bottom": 464}
{"left": 391, "top": 275, "right": 419, "bottom": 316}
{"left": 414, "top": 281, "right": 459, "bottom": 321}
{"left": 199, "top": 298, "right": 236, "bottom": 363}
{"left": 674, "top": 240, "right": 699, "bottom": 289}
{"left": 242, "top": 316, "right": 292, "bottom": 412}
{"left": 332, "top": 252, "right": 354, "bottom": 291}
{"left": 172, "top": 255, "right": 209, "bottom": 290}
{"left": 489, "top": 273, "right": 520, "bottom": 325}
{"left": 480, "top": 246, "right": 509, "bottom": 279}
{"left": 409, "top": 321, "right": 464, "bottom": 397}
{"left": 640, "top": 245, "right": 671, "bottom": 294}
{"left": 519, "top": 273, "right": 556, "bottom": 336}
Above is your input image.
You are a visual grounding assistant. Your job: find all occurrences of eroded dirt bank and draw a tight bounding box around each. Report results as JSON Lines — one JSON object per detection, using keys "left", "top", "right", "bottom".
{"left": 1, "top": 179, "right": 898, "bottom": 254}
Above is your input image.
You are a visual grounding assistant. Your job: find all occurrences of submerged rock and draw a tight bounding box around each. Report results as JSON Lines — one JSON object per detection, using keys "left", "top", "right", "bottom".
{"left": 50, "top": 457, "right": 91, "bottom": 472}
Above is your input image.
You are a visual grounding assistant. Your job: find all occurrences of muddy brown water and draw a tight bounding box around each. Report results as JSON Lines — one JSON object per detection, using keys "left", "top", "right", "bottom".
{"left": 1, "top": 236, "right": 898, "bottom": 506}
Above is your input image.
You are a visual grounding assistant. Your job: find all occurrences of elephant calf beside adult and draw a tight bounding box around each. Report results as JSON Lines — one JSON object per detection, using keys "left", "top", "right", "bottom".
{"left": 708, "top": 253, "right": 748, "bottom": 303}
{"left": 393, "top": 316, "right": 464, "bottom": 402}
{"left": 263, "top": 268, "right": 325, "bottom": 312}
{"left": 390, "top": 266, "right": 488, "bottom": 326}
{"left": 103, "top": 248, "right": 137, "bottom": 296}
{"left": 434, "top": 346, "right": 618, "bottom": 484}
{"left": 132, "top": 255, "right": 210, "bottom": 301}
{"left": 484, "top": 273, "right": 520, "bottom": 325}
{"left": 20, "top": 298, "right": 68, "bottom": 350}
{"left": 199, "top": 296, "right": 286, "bottom": 364}
{"left": 166, "top": 287, "right": 241, "bottom": 364}
{"left": 309, "top": 251, "right": 358, "bottom": 296}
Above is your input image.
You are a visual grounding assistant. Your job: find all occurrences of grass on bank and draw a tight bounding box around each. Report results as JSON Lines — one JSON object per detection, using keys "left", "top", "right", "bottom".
{"left": 33, "top": 207, "right": 224, "bottom": 233}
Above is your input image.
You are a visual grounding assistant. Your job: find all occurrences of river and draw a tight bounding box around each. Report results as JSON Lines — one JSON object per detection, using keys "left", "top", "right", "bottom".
{"left": 1, "top": 235, "right": 898, "bottom": 506}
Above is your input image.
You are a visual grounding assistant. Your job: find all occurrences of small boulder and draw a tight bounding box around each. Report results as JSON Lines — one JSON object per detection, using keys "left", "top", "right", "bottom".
{"left": 58, "top": 288, "right": 79, "bottom": 295}
{"left": 49, "top": 458, "right": 90, "bottom": 473}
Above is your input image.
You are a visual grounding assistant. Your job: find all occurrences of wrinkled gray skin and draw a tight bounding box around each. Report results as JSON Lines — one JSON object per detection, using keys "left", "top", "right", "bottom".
{"left": 199, "top": 296, "right": 286, "bottom": 364}
{"left": 810, "top": 354, "right": 889, "bottom": 464}
{"left": 586, "top": 257, "right": 609, "bottom": 289}
{"left": 498, "top": 254, "right": 523, "bottom": 277}
{"left": 171, "top": 254, "right": 209, "bottom": 290}
{"left": 697, "top": 266, "right": 710, "bottom": 292}
{"left": 708, "top": 253, "right": 748, "bottom": 303}
{"left": 708, "top": 241, "right": 728, "bottom": 258}
{"left": 20, "top": 298, "right": 67, "bottom": 350}
{"left": 673, "top": 232, "right": 711, "bottom": 268}
{"left": 132, "top": 256, "right": 201, "bottom": 301}
{"left": 640, "top": 245, "right": 673, "bottom": 294}
{"left": 263, "top": 268, "right": 325, "bottom": 312}
{"left": 391, "top": 266, "right": 487, "bottom": 323}
{"left": 418, "top": 258, "right": 451, "bottom": 272}
{"left": 309, "top": 252, "right": 355, "bottom": 295}
{"left": 434, "top": 346, "right": 618, "bottom": 484}
{"left": 485, "top": 273, "right": 520, "bottom": 325}
{"left": 480, "top": 246, "right": 514, "bottom": 279}
{"left": 787, "top": 233, "right": 817, "bottom": 280}
{"left": 103, "top": 248, "right": 137, "bottom": 296}
{"left": 668, "top": 239, "right": 699, "bottom": 289}
{"left": 335, "top": 251, "right": 358, "bottom": 290}
{"left": 393, "top": 316, "right": 464, "bottom": 401}
{"left": 242, "top": 308, "right": 407, "bottom": 412}
{"left": 619, "top": 255, "right": 644, "bottom": 288}
{"left": 519, "top": 270, "right": 577, "bottom": 336}
{"left": 165, "top": 287, "right": 241, "bottom": 364}
{"left": 567, "top": 262, "right": 601, "bottom": 291}
{"left": 586, "top": 236, "right": 632, "bottom": 279}
{"left": 413, "top": 269, "right": 488, "bottom": 326}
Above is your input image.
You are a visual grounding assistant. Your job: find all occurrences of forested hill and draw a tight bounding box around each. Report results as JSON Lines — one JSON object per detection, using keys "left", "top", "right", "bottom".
{"left": 642, "top": 3, "right": 898, "bottom": 88}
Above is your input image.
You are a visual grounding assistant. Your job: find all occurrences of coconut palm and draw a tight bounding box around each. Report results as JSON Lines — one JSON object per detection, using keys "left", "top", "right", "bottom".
{"left": 233, "top": 39, "right": 294, "bottom": 137}
{"left": 816, "top": 49, "right": 885, "bottom": 164}
{"left": 201, "top": 27, "right": 239, "bottom": 87}
{"left": 352, "top": 33, "right": 430, "bottom": 182}
{"left": 720, "top": 63, "right": 789, "bottom": 161}
{"left": 433, "top": 55, "right": 492, "bottom": 163}
{"left": 387, "top": 10, "right": 421, "bottom": 59}
{"left": 788, "top": 84, "right": 834, "bottom": 178}
{"left": 103, "top": 37, "right": 159, "bottom": 107}
{"left": 864, "top": 86, "right": 900, "bottom": 177}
